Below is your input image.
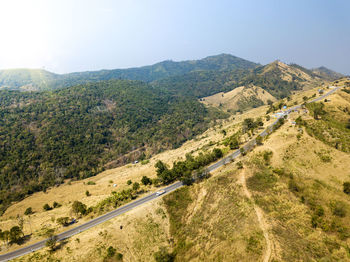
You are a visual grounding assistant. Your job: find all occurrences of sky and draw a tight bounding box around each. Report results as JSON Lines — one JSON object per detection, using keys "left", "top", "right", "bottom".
{"left": 0, "top": 0, "right": 349, "bottom": 74}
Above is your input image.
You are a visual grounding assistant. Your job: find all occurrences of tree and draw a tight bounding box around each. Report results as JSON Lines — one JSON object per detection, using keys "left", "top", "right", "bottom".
{"left": 9, "top": 226, "right": 23, "bottom": 244}
{"left": 127, "top": 180, "right": 132, "bottom": 185}
{"left": 141, "top": 176, "right": 152, "bottom": 186}
{"left": 212, "top": 148, "right": 223, "bottom": 159}
{"left": 72, "top": 201, "right": 87, "bottom": 216}
{"left": 155, "top": 161, "right": 168, "bottom": 176}
{"left": 56, "top": 217, "right": 70, "bottom": 226}
{"left": 85, "top": 190, "right": 91, "bottom": 196}
{"left": 256, "top": 135, "right": 263, "bottom": 145}
{"left": 43, "top": 203, "right": 52, "bottom": 211}
{"left": 132, "top": 182, "right": 140, "bottom": 191}
{"left": 343, "top": 182, "right": 350, "bottom": 195}
{"left": 180, "top": 172, "right": 193, "bottom": 186}
{"left": 46, "top": 235, "right": 58, "bottom": 252}
{"left": 24, "top": 207, "right": 33, "bottom": 215}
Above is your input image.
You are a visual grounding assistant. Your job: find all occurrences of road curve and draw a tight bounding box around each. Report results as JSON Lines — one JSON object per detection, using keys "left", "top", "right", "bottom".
{"left": 0, "top": 85, "right": 342, "bottom": 262}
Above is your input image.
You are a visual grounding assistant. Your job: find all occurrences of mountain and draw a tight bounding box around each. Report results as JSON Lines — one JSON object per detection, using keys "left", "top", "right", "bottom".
{"left": 154, "top": 60, "right": 328, "bottom": 101}
{"left": 0, "top": 80, "right": 228, "bottom": 213}
{"left": 0, "top": 54, "right": 258, "bottom": 91}
{"left": 312, "top": 66, "right": 344, "bottom": 81}
{"left": 0, "top": 69, "right": 59, "bottom": 91}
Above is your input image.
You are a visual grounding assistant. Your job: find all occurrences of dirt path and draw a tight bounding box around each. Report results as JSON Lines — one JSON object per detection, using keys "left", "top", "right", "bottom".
{"left": 239, "top": 170, "right": 272, "bottom": 262}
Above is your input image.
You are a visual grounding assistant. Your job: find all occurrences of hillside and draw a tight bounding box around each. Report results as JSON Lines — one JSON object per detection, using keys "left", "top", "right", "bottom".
{"left": 0, "top": 80, "right": 228, "bottom": 214}
{"left": 201, "top": 85, "right": 276, "bottom": 112}
{"left": 312, "top": 66, "right": 344, "bottom": 81}
{"left": 2, "top": 80, "right": 350, "bottom": 261}
{"left": 0, "top": 54, "right": 258, "bottom": 91}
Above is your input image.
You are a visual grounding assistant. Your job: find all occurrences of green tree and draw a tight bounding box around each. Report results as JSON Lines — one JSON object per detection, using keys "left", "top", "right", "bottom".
{"left": 85, "top": 190, "right": 91, "bottom": 196}
{"left": 132, "top": 182, "right": 140, "bottom": 191}
{"left": 72, "top": 201, "right": 87, "bottom": 216}
{"left": 256, "top": 135, "right": 263, "bottom": 145}
{"left": 9, "top": 226, "right": 23, "bottom": 244}
{"left": 56, "top": 217, "right": 70, "bottom": 226}
{"left": 46, "top": 235, "right": 58, "bottom": 252}
{"left": 127, "top": 180, "right": 132, "bottom": 185}
{"left": 24, "top": 207, "right": 33, "bottom": 215}
{"left": 43, "top": 203, "right": 52, "bottom": 211}
{"left": 141, "top": 176, "right": 152, "bottom": 186}
{"left": 212, "top": 148, "right": 223, "bottom": 159}
{"left": 106, "top": 246, "right": 116, "bottom": 258}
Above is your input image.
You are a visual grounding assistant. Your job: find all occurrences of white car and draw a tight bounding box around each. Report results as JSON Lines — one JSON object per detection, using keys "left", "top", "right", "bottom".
{"left": 156, "top": 190, "right": 166, "bottom": 196}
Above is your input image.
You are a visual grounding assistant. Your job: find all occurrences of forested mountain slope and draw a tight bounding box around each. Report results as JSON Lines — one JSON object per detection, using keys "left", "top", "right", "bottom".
{"left": 0, "top": 54, "right": 258, "bottom": 91}
{"left": 0, "top": 80, "right": 227, "bottom": 213}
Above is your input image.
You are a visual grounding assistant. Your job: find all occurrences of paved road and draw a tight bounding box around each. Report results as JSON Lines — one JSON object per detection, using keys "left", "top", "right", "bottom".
{"left": 0, "top": 85, "right": 342, "bottom": 262}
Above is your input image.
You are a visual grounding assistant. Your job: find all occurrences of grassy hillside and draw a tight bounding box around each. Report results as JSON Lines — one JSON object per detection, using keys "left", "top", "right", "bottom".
{"left": 0, "top": 54, "right": 258, "bottom": 91}
{"left": 201, "top": 85, "right": 276, "bottom": 112}
{"left": 0, "top": 80, "right": 228, "bottom": 214}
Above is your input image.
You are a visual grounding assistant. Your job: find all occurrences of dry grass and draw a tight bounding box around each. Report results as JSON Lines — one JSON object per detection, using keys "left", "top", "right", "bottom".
{"left": 13, "top": 199, "right": 170, "bottom": 262}
{"left": 201, "top": 85, "right": 276, "bottom": 111}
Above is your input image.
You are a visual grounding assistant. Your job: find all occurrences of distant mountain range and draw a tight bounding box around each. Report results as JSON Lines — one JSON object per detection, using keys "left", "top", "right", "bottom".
{"left": 0, "top": 54, "right": 343, "bottom": 92}
{"left": 0, "top": 54, "right": 258, "bottom": 91}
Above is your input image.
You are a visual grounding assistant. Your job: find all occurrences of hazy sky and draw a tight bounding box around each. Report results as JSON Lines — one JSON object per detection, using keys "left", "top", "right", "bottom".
{"left": 0, "top": 0, "right": 349, "bottom": 74}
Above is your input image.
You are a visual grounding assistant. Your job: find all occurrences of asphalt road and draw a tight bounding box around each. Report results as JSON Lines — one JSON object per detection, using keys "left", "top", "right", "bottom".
{"left": 0, "top": 85, "right": 342, "bottom": 262}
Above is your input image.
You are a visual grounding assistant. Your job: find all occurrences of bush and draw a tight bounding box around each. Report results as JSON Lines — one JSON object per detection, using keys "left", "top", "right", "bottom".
{"left": 132, "top": 182, "right": 140, "bottom": 191}
{"left": 53, "top": 201, "right": 61, "bottom": 208}
{"left": 43, "top": 203, "right": 52, "bottom": 211}
{"left": 141, "top": 176, "right": 152, "bottom": 186}
{"left": 256, "top": 135, "right": 263, "bottom": 145}
{"left": 141, "top": 159, "right": 150, "bottom": 165}
{"left": 56, "top": 217, "right": 71, "bottom": 226}
{"left": 72, "top": 201, "right": 87, "bottom": 216}
{"left": 154, "top": 247, "right": 175, "bottom": 262}
{"left": 87, "top": 181, "right": 96, "bottom": 185}
{"left": 127, "top": 180, "right": 132, "bottom": 185}
{"left": 343, "top": 182, "right": 350, "bottom": 195}
{"left": 85, "top": 190, "right": 91, "bottom": 196}
{"left": 330, "top": 201, "right": 347, "bottom": 217}
{"left": 24, "top": 207, "right": 33, "bottom": 215}
{"left": 106, "top": 246, "right": 116, "bottom": 258}
{"left": 236, "top": 161, "right": 243, "bottom": 169}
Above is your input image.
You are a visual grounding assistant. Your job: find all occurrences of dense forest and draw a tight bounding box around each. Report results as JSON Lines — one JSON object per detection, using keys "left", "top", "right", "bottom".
{"left": 0, "top": 80, "right": 227, "bottom": 213}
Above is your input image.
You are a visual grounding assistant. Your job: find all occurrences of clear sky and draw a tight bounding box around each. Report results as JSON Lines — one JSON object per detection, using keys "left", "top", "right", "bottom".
{"left": 0, "top": 0, "right": 349, "bottom": 74}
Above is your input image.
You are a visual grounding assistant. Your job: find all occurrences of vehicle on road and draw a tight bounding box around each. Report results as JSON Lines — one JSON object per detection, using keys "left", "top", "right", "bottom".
{"left": 156, "top": 190, "right": 166, "bottom": 196}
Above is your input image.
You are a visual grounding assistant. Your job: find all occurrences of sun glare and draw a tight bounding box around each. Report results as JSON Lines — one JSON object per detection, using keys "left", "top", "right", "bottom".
{"left": 0, "top": 0, "right": 50, "bottom": 69}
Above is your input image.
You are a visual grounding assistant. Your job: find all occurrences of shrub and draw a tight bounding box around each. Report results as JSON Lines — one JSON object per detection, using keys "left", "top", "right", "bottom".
{"left": 87, "top": 181, "right": 96, "bottom": 185}
{"left": 343, "top": 182, "right": 350, "bottom": 195}
{"left": 236, "top": 161, "right": 243, "bottom": 169}
{"left": 141, "top": 176, "right": 152, "bottom": 186}
{"left": 43, "top": 203, "right": 52, "bottom": 211}
{"left": 85, "top": 190, "right": 91, "bottom": 196}
{"left": 127, "top": 180, "right": 132, "bottom": 185}
{"left": 106, "top": 246, "right": 116, "bottom": 258}
{"left": 141, "top": 159, "right": 150, "bottom": 165}
{"left": 154, "top": 247, "right": 175, "bottom": 262}
{"left": 256, "top": 135, "right": 263, "bottom": 145}
{"left": 56, "top": 217, "right": 71, "bottom": 226}
{"left": 24, "top": 207, "right": 33, "bottom": 215}
{"left": 330, "top": 201, "right": 347, "bottom": 217}
{"left": 53, "top": 201, "right": 61, "bottom": 208}
{"left": 132, "top": 182, "right": 140, "bottom": 191}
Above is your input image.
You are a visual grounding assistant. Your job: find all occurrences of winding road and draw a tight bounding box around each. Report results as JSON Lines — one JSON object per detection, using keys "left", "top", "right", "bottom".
{"left": 0, "top": 85, "right": 341, "bottom": 261}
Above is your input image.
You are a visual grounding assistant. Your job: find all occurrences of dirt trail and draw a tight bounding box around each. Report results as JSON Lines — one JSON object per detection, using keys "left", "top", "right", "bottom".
{"left": 239, "top": 170, "right": 272, "bottom": 262}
